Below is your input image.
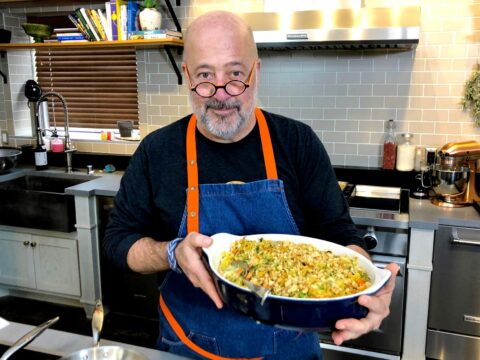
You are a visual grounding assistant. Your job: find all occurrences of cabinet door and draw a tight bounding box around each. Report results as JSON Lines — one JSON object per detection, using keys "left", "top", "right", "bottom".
{"left": 0, "top": 230, "right": 36, "bottom": 288}
{"left": 32, "top": 235, "right": 81, "bottom": 296}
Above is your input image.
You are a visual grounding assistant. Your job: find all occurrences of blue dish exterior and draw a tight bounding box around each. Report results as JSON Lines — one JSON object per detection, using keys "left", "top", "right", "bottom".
{"left": 202, "top": 252, "right": 369, "bottom": 330}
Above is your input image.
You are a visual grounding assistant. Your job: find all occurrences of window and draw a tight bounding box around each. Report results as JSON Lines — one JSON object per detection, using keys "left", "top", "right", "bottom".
{"left": 34, "top": 47, "right": 139, "bottom": 130}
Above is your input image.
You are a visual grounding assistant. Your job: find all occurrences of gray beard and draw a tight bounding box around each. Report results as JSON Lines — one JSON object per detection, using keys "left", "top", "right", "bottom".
{"left": 193, "top": 97, "right": 256, "bottom": 140}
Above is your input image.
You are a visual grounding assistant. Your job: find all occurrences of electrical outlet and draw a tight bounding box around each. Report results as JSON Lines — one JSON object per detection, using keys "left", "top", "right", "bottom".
{"left": 1, "top": 130, "right": 8, "bottom": 145}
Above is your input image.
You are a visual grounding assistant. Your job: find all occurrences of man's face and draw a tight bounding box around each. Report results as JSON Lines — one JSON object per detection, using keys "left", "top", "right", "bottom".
{"left": 182, "top": 21, "right": 259, "bottom": 142}
{"left": 186, "top": 61, "right": 258, "bottom": 141}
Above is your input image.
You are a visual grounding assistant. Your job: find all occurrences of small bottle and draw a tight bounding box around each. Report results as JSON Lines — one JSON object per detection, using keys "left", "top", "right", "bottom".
{"left": 382, "top": 119, "right": 396, "bottom": 170}
{"left": 396, "top": 133, "right": 416, "bottom": 171}
{"left": 34, "top": 141, "right": 48, "bottom": 170}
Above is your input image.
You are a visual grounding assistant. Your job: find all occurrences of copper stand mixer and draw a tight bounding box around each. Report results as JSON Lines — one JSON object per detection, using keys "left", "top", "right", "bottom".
{"left": 431, "top": 141, "right": 480, "bottom": 208}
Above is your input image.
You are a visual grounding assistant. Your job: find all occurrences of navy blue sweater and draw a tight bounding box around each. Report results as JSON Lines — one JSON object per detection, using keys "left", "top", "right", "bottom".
{"left": 103, "top": 110, "right": 365, "bottom": 271}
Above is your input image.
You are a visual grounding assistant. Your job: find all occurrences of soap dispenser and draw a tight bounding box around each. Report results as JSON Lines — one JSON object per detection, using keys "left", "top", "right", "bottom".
{"left": 50, "top": 129, "right": 64, "bottom": 153}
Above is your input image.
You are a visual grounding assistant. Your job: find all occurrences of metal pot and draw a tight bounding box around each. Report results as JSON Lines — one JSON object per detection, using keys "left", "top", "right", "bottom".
{"left": 59, "top": 345, "right": 148, "bottom": 360}
{"left": 0, "top": 147, "right": 22, "bottom": 174}
{"left": 431, "top": 164, "right": 470, "bottom": 195}
{"left": 0, "top": 300, "right": 148, "bottom": 360}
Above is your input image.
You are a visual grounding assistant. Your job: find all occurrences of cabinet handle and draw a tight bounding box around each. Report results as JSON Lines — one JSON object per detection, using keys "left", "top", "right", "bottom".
{"left": 30, "top": 242, "right": 37, "bottom": 248}
{"left": 451, "top": 228, "right": 480, "bottom": 246}
{"left": 23, "top": 241, "right": 30, "bottom": 246}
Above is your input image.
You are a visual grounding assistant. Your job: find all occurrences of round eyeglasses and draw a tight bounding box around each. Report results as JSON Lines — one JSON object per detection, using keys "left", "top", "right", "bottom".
{"left": 186, "top": 62, "right": 256, "bottom": 98}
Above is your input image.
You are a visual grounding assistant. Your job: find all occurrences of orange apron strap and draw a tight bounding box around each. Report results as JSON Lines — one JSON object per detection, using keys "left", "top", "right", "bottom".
{"left": 255, "top": 108, "right": 278, "bottom": 180}
{"left": 186, "top": 109, "right": 278, "bottom": 234}
{"left": 159, "top": 295, "right": 262, "bottom": 360}
{"left": 186, "top": 114, "right": 199, "bottom": 234}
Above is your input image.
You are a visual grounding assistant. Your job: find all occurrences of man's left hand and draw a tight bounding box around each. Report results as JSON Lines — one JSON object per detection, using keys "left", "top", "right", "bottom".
{"left": 331, "top": 262, "right": 400, "bottom": 346}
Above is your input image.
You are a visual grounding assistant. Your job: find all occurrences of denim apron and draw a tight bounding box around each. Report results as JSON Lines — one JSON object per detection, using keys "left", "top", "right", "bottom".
{"left": 157, "top": 108, "right": 322, "bottom": 360}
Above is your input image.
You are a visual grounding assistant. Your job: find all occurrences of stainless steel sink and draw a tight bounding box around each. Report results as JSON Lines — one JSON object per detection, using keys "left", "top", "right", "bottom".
{"left": 0, "top": 174, "right": 95, "bottom": 232}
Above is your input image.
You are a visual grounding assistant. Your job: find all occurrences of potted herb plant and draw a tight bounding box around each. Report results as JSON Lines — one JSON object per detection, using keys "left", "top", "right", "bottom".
{"left": 139, "top": 0, "right": 162, "bottom": 31}
{"left": 462, "top": 65, "right": 480, "bottom": 127}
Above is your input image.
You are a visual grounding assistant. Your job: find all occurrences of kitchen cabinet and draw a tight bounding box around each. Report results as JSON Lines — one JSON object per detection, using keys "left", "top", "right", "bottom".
{"left": 0, "top": 229, "right": 81, "bottom": 297}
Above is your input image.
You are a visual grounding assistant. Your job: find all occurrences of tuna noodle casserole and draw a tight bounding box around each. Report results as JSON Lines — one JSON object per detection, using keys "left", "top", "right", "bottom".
{"left": 218, "top": 238, "right": 371, "bottom": 299}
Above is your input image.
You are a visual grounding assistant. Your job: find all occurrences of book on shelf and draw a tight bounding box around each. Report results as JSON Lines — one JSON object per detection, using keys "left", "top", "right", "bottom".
{"left": 120, "top": 3, "right": 127, "bottom": 41}
{"left": 88, "top": 8, "right": 107, "bottom": 41}
{"left": 98, "top": 8, "right": 112, "bottom": 41}
{"left": 104, "top": 3, "right": 113, "bottom": 40}
{"left": 53, "top": 27, "right": 79, "bottom": 33}
{"left": 110, "top": 0, "right": 119, "bottom": 40}
{"left": 79, "top": 8, "right": 101, "bottom": 41}
{"left": 58, "top": 36, "right": 87, "bottom": 42}
{"left": 127, "top": 0, "right": 140, "bottom": 35}
{"left": 116, "top": 0, "right": 128, "bottom": 40}
{"left": 56, "top": 32, "right": 84, "bottom": 37}
{"left": 128, "top": 29, "right": 182, "bottom": 40}
{"left": 58, "top": 39, "right": 89, "bottom": 43}
{"left": 67, "top": 14, "right": 92, "bottom": 41}
{"left": 74, "top": 8, "right": 99, "bottom": 41}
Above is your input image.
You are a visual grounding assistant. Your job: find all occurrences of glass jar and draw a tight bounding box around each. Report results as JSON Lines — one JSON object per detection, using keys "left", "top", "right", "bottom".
{"left": 382, "top": 119, "right": 396, "bottom": 170}
{"left": 396, "top": 133, "right": 416, "bottom": 171}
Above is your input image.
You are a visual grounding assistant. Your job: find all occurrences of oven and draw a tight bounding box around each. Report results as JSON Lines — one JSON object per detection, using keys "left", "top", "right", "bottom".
{"left": 320, "top": 184, "right": 409, "bottom": 360}
{"left": 426, "top": 225, "right": 480, "bottom": 359}
{"left": 97, "top": 196, "right": 161, "bottom": 320}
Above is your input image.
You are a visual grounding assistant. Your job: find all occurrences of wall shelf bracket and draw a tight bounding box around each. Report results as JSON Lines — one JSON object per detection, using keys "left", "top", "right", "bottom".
{"left": 164, "top": 45, "right": 182, "bottom": 85}
{"left": 165, "top": 0, "right": 182, "bottom": 33}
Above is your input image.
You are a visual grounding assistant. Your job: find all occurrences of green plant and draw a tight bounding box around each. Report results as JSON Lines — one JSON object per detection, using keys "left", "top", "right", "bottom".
{"left": 462, "top": 64, "right": 480, "bottom": 126}
{"left": 140, "top": 0, "right": 158, "bottom": 8}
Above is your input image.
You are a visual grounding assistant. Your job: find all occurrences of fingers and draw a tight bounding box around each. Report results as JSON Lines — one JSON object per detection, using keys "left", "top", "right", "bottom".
{"left": 174, "top": 232, "right": 224, "bottom": 309}
{"left": 331, "top": 262, "right": 399, "bottom": 345}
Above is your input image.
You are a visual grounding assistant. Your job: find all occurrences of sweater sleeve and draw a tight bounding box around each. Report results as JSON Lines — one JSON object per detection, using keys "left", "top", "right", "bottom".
{"left": 103, "top": 141, "right": 157, "bottom": 271}
{"left": 298, "top": 128, "right": 367, "bottom": 251}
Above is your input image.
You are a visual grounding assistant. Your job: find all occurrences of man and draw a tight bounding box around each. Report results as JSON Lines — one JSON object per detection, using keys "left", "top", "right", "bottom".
{"left": 104, "top": 10, "right": 399, "bottom": 360}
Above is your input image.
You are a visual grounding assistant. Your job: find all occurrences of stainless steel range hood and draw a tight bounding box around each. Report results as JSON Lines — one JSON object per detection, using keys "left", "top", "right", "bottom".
{"left": 238, "top": 6, "right": 420, "bottom": 50}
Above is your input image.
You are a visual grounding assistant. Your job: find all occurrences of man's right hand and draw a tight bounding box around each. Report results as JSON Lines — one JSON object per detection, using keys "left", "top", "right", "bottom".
{"left": 174, "top": 232, "right": 224, "bottom": 309}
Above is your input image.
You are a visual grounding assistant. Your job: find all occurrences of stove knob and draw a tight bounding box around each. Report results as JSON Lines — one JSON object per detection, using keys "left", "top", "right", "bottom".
{"left": 362, "top": 226, "right": 378, "bottom": 250}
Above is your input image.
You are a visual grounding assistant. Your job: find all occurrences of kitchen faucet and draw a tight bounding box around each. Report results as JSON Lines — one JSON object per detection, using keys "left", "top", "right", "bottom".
{"left": 36, "top": 91, "right": 76, "bottom": 173}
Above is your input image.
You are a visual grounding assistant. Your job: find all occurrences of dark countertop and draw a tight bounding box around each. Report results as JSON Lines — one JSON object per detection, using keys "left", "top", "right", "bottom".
{"left": 2, "top": 166, "right": 479, "bottom": 230}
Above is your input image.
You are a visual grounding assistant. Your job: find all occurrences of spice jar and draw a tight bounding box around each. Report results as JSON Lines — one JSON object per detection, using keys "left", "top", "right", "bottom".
{"left": 396, "top": 133, "right": 416, "bottom": 171}
{"left": 382, "top": 119, "right": 396, "bottom": 170}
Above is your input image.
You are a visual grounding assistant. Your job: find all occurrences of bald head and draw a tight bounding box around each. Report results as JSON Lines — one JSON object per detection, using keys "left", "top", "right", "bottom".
{"left": 183, "top": 11, "right": 258, "bottom": 63}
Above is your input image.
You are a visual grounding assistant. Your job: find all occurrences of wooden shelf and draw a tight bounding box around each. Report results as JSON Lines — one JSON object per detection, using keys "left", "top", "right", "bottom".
{"left": 0, "top": 38, "right": 183, "bottom": 50}
{"left": 0, "top": 38, "right": 184, "bottom": 84}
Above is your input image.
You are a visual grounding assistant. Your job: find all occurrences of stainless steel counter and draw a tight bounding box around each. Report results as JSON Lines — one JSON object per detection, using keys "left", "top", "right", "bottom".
{"left": 0, "top": 320, "right": 187, "bottom": 360}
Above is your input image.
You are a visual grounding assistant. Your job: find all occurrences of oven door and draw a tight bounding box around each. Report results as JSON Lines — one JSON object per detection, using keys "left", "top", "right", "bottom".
{"left": 320, "top": 254, "right": 406, "bottom": 359}
{"left": 427, "top": 225, "right": 480, "bottom": 359}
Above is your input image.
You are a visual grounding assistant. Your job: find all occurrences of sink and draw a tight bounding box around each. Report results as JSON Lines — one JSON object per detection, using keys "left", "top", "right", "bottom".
{"left": 342, "top": 184, "right": 409, "bottom": 213}
{"left": 0, "top": 174, "right": 94, "bottom": 232}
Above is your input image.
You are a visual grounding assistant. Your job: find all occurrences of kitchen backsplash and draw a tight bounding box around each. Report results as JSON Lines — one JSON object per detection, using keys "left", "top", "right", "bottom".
{"left": 1, "top": 0, "right": 480, "bottom": 167}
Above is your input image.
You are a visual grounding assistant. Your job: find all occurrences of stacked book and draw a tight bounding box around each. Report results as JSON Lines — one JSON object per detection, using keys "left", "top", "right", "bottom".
{"left": 128, "top": 29, "right": 182, "bottom": 40}
{"left": 45, "top": 27, "right": 87, "bottom": 43}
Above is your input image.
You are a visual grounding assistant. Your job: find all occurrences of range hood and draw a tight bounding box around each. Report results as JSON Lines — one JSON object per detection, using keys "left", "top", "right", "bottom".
{"left": 238, "top": 6, "right": 420, "bottom": 50}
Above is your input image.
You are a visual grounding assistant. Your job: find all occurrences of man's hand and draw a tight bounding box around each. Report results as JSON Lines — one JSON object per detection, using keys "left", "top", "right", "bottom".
{"left": 331, "top": 262, "right": 400, "bottom": 345}
{"left": 175, "top": 232, "right": 224, "bottom": 309}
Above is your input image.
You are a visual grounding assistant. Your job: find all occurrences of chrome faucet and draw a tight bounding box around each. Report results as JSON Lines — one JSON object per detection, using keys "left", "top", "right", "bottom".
{"left": 36, "top": 91, "right": 76, "bottom": 173}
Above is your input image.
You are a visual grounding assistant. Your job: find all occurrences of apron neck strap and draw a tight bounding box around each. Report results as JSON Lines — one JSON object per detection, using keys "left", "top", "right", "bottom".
{"left": 185, "top": 108, "right": 278, "bottom": 233}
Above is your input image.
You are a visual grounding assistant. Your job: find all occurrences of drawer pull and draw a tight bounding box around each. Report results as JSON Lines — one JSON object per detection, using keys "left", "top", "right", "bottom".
{"left": 464, "top": 315, "right": 480, "bottom": 324}
{"left": 23, "top": 241, "right": 30, "bottom": 246}
{"left": 451, "top": 228, "right": 480, "bottom": 246}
